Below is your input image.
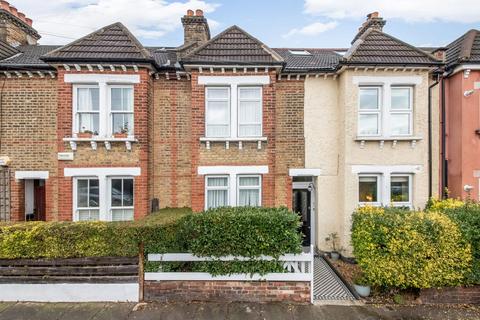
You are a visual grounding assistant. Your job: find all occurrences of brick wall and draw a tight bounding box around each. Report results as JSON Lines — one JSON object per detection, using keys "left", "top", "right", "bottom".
{"left": 0, "top": 77, "right": 58, "bottom": 221}
{"left": 56, "top": 68, "right": 150, "bottom": 221}
{"left": 144, "top": 280, "right": 310, "bottom": 303}
{"left": 419, "top": 286, "right": 480, "bottom": 305}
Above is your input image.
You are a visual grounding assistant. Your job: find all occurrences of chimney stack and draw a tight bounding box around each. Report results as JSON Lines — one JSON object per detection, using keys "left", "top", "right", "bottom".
{"left": 352, "top": 11, "right": 386, "bottom": 44}
{"left": 0, "top": 1, "right": 39, "bottom": 45}
{"left": 181, "top": 9, "right": 210, "bottom": 48}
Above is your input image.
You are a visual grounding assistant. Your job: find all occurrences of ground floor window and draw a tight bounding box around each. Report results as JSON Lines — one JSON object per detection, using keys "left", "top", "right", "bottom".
{"left": 358, "top": 173, "right": 412, "bottom": 207}
{"left": 74, "top": 176, "right": 135, "bottom": 221}
{"left": 205, "top": 174, "right": 262, "bottom": 209}
{"left": 76, "top": 178, "right": 100, "bottom": 221}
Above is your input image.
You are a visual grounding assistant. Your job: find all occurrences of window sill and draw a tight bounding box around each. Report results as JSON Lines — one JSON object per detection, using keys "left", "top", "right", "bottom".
{"left": 200, "top": 137, "right": 268, "bottom": 150}
{"left": 64, "top": 136, "right": 138, "bottom": 151}
{"left": 355, "top": 136, "right": 422, "bottom": 149}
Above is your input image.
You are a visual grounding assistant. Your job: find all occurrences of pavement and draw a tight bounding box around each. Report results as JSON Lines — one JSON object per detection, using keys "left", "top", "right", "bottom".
{"left": 0, "top": 302, "right": 479, "bottom": 320}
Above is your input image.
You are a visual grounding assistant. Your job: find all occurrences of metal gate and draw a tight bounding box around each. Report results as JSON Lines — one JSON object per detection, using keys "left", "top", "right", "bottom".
{"left": 0, "top": 167, "right": 10, "bottom": 221}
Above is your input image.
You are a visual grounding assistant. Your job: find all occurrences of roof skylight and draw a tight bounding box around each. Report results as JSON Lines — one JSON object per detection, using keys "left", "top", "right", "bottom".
{"left": 288, "top": 50, "right": 311, "bottom": 56}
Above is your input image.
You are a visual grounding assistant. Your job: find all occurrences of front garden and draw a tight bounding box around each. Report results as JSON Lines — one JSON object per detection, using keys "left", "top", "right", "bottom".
{"left": 334, "top": 198, "right": 480, "bottom": 304}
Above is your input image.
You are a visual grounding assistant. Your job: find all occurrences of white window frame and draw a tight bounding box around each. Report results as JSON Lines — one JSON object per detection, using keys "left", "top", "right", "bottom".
{"left": 390, "top": 174, "right": 413, "bottom": 207}
{"left": 205, "top": 87, "right": 231, "bottom": 138}
{"left": 108, "top": 176, "right": 135, "bottom": 221}
{"left": 205, "top": 175, "right": 230, "bottom": 209}
{"left": 73, "top": 177, "right": 100, "bottom": 221}
{"left": 108, "top": 85, "right": 134, "bottom": 136}
{"left": 237, "top": 86, "right": 263, "bottom": 138}
{"left": 358, "top": 174, "right": 382, "bottom": 206}
{"left": 389, "top": 86, "right": 413, "bottom": 136}
{"left": 358, "top": 86, "right": 382, "bottom": 137}
{"left": 237, "top": 174, "right": 262, "bottom": 206}
{"left": 73, "top": 84, "right": 100, "bottom": 135}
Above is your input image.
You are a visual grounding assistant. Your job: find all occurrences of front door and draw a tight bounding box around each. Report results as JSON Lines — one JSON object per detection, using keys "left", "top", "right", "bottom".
{"left": 34, "top": 180, "right": 46, "bottom": 221}
{"left": 293, "top": 188, "right": 311, "bottom": 246}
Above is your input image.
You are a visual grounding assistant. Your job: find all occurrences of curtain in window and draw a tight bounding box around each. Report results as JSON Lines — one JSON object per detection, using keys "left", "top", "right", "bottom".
{"left": 206, "top": 88, "right": 230, "bottom": 137}
{"left": 238, "top": 176, "right": 260, "bottom": 206}
{"left": 238, "top": 88, "right": 261, "bottom": 137}
{"left": 77, "top": 88, "right": 99, "bottom": 133}
{"left": 206, "top": 177, "right": 228, "bottom": 209}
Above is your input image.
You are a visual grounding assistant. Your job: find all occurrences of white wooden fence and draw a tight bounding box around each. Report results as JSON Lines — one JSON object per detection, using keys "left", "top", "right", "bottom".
{"left": 145, "top": 245, "right": 314, "bottom": 282}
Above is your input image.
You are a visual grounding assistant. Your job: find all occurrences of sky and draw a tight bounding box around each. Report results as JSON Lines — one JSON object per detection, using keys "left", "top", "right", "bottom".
{"left": 11, "top": 0, "right": 480, "bottom": 49}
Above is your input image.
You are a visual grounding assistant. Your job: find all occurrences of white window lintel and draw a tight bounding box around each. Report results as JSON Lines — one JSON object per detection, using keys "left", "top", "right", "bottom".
{"left": 352, "top": 76, "right": 422, "bottom": 85}
{"left": 64, "top": 74, "right": 140, "bottom": 84}
{"left": 15, "top": 171, "right": 49, "bottom": 180}
{"left": 351, "top": 165, "right": 422, "bottom": 174}
{"left": 198, "top": 165, "right": 268, "bottom": 175}
{"left": 198, "top": 75, "right": 270, "bottom": 86}
{"left": 65, "top": 167, "right": 141, "bottom": 178}
{"left": 289, "top": 168, "right": 322, "bottom": 177}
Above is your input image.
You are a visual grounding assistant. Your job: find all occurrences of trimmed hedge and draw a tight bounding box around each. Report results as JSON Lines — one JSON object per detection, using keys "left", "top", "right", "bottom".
{"left": 351, "top": 206, "right": 472, "bottom": 289}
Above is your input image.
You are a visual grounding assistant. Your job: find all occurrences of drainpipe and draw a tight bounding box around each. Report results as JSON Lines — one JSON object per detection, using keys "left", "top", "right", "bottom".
{"left": 441, "top": 77, "right": 448, "bottom": 198}
{"left": 428, "top": 76, "right": 439, "bottom": 198}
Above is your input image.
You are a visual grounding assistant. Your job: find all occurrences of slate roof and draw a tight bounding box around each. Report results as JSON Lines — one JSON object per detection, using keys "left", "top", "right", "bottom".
{"left": 445, "top": 29, "right": 480, "bottom": 69}
{"left": 0, "top": 40, "right": 18, "bottom": 60}
{"left": 273, "top": 48, "right": 345, "bottom": 72}
{"left": 147, "top": 47, "right": 179, "bottom": 69}
{"left": 42, "top": 22, "right": 153, "bottom": 63}
{"left": 343, "top": 29, "right": 441, "bottom": 66}
{"left": 182, "top": 25, "right": 284, "bottom": 65}
{"left": 0, "top": 44, "right": 58, "bottom": 69}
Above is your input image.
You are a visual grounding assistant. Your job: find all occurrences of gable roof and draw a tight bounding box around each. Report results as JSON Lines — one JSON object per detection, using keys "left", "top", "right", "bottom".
{"left": 182, "top": 25, "right": 284, "bottom": 66}
{"left": 343, "top": 29, "right": 441, "bottom": 66}
{"left": 42, "top": 22, "right": 153, "bottom": 64}
{"left": 273, "top": 48, "right": 344, "bottom": 72}
{"left": 445, "top": 29, "right": 480, "bottom": 69}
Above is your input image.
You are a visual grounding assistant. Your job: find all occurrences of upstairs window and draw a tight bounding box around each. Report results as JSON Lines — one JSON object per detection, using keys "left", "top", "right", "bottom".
{"left": 206, "top": 87, "right": 230, "bottom": 137}
{"left": 110, "top": 87, "right": 134, "bottom": 135}
{"left": 238, "top": 87, "right": 262, "bottom": 137}
{"left": 75, "top": 86, "right": 100, "bottom": 135}
{"left": 205, "top": 85, "right": 263, "bottom": 139}
{"left": 357, "top": 85, "right": 414, "bottom": 138}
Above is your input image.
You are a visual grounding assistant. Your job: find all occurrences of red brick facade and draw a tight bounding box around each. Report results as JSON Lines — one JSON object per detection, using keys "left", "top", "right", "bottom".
{"left": 419, "top": 286, "right": 480, "bottom": 305}
{"left": 144, "top": 280, "right": 311, "bottom": 303}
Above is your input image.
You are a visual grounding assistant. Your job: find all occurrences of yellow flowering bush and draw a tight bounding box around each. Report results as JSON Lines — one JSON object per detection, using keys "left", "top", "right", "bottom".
{"left": 426, "top": 198, "right": 464, "bottom": 212}
{"left": 351, "top": 206, "right": 472, "bottom": 288}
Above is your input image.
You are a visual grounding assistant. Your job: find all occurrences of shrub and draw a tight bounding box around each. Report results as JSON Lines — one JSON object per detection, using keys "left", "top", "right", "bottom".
{"left": 425, "top": 197, "right": 464, "bottom": 212}
{"left": 441, "top": 203, "right": 480, "bottom": 284}
{"left": 0, "top": 208, "right": 188, "bottom": 259}
{"left": 351, "top": 206, "right": 472, "bottom": 289}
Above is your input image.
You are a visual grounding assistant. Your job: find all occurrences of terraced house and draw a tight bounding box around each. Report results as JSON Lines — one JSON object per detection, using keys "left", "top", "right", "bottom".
{"left": 0, "top": 3, "right": 445, "bottom": 251}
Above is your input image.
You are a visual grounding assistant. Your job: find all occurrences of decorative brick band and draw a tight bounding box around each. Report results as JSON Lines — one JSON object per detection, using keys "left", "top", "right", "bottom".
{"left": 144, "top": 280, "right": 310, "bottom": 304}
{"left": 419, "top": 286, "right": 480, "bottom": 305}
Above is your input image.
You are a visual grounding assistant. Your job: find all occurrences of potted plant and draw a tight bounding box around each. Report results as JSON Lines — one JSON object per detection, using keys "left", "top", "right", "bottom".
{"left": 77, "top": 128, "right": 95, "bottom": 139}
{"left": 114, "top": 122, "right": 129, "bottom": 138}
{"left": 353, "top": 272, "right": 371, "bottom": 297}
{"left": 325, "top": 232, "right": 341, "bottom": 261}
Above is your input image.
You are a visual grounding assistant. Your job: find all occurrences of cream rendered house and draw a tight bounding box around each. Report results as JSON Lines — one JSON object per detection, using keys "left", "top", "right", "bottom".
{"left": 302, "top": 13, "right": 442, "bottom": 254}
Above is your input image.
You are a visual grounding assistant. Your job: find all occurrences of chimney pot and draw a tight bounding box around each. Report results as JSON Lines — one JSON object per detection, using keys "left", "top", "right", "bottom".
{"left": 9, "top": 5, "right": 17, "bottom": 16}
{"left": 195, "top": 9, "right": 203, "bottom": 16}
{"left": 25, "top": 17, "right": 32, "bottom": 26}
{"left": 187, "top": 9, "right": 194, "bottom": 16}
{"left": 0, "top": 1, "right": 9, "bottom": 11}
{"left": 367, "top": 11, "right": 380, "bottom": 19}
{"left": 18, "top": 11, "right": 25, "bottom": 21}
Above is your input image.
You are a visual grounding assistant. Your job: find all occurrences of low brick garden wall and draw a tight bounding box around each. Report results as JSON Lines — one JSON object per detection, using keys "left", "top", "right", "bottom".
{"left": 144, "top": 280, "right": 311, "bottom": 303}
{"left": 419, "top": 286, "right": 480, "bottom": 305}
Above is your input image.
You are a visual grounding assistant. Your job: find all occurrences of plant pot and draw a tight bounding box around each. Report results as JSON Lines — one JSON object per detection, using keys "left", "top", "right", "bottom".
{"left": 353, "top": 284, "right": 371, "bottom": 297}
{"left": 77, "top": 132, "right": 93, "bottom": 139}
{"left": 330, "top": 251, "right": 340, "bottom": 261}
{"left": 114, "top": 133, "right": 128, "bottom": 139}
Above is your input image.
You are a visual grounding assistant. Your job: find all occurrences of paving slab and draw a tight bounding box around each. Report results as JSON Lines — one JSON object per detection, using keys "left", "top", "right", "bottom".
{"left": 195, "top": 302, "right": 229, "bottom": 320}
{"left": 129, "top": 302, "right": 198, "bottom": 320}
{"left": 226, "top": 302, "right": 262, "bottom": 320}
{"left": 55, "top": 303, "right": 106, "bottom": 320}
{"left": 92, "top": 302, "right": 135, "bottom": 320}
{"left": 0, "top": 302, "right": 15, "bottom": 313}
{"left": 260, "top": 303, "right": 293, "bottom": 320}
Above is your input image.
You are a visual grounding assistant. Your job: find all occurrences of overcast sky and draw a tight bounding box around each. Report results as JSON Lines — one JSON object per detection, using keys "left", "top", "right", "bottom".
{"left": 12, "top": 0, "right": 480, "bottom": 48}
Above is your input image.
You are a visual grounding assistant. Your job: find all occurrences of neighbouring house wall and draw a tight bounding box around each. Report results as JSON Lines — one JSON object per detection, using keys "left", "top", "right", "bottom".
{"left": 56, "top": 69, "right": 150, "bottom": 221}
{"left": 306, "top": 70, "right": 437, "bottom": 254}
{"left": 0, "top": 77, "right": 58, "bottom": 221}
{"left": 445, "top": 70, "right": 480, "bottom": 200}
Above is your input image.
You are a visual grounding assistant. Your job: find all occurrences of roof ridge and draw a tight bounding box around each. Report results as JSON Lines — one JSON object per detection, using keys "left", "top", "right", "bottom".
{"left": 459, "top": 29, "right": 478, "bottom": 61}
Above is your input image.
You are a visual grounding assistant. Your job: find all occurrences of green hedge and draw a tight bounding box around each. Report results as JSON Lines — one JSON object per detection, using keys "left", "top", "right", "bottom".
{"left": 351, "top": 206, "right": 472, "bottom": 289}
{"left": 440, "top": 203, "right": 480, "bottom": 284}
